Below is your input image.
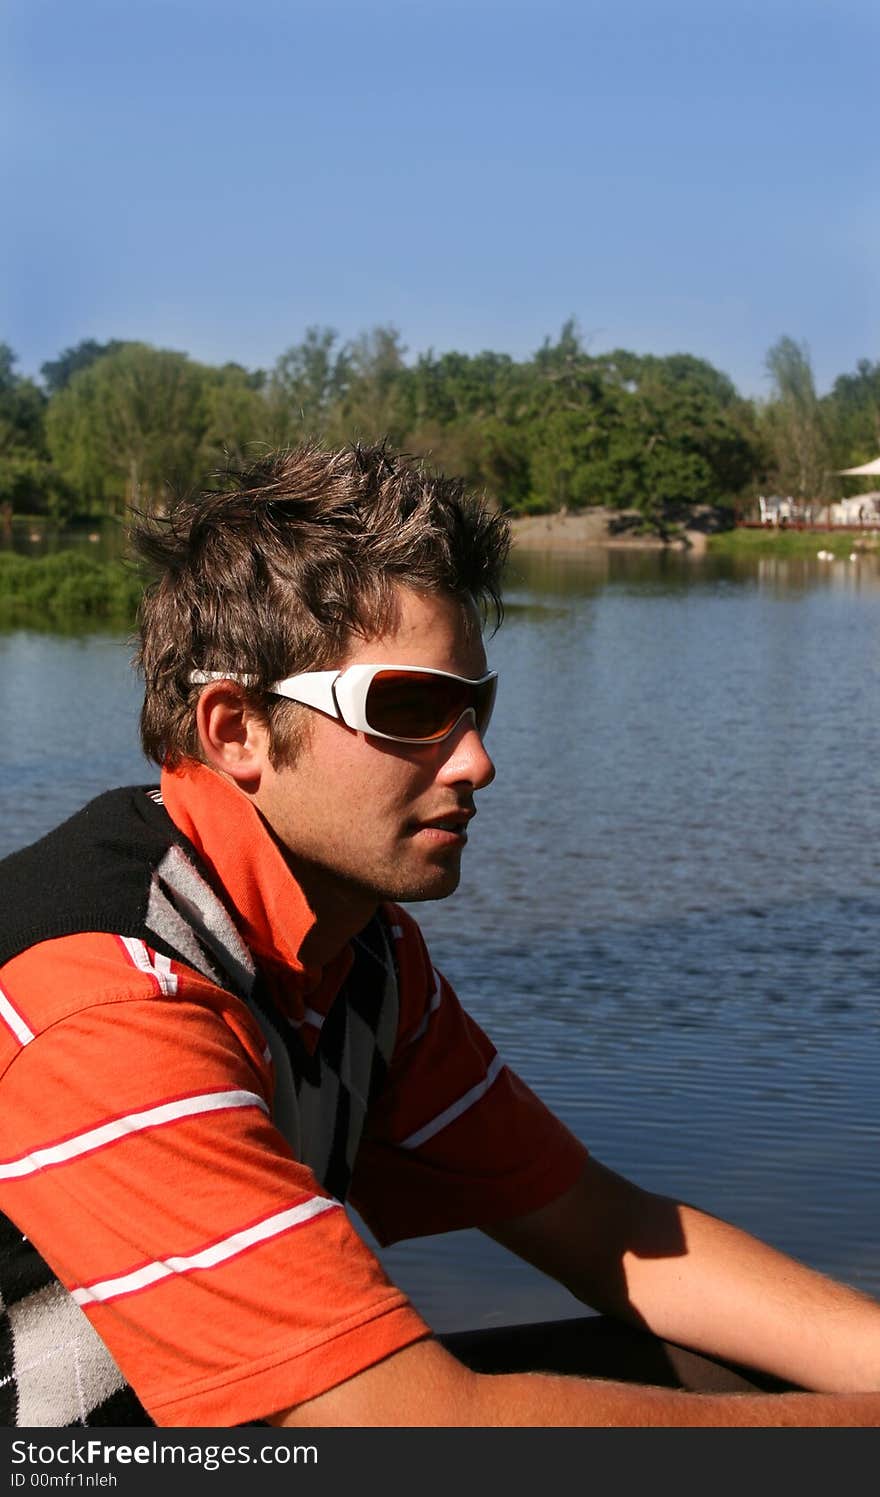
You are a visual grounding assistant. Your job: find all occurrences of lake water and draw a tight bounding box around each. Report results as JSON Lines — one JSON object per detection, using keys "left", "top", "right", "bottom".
{"left": 1, "top": 546, "right": 879, "bottom": 1332}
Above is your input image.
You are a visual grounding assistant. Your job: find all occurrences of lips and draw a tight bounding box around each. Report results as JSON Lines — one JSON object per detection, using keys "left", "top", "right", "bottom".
{"left": 414, "top": 809, "right": 475, "bottom": 835}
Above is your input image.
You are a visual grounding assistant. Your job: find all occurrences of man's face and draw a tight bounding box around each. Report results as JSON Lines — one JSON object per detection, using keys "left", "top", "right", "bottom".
{"left": 253, "top": 586, "right": 496, "bottom": 921}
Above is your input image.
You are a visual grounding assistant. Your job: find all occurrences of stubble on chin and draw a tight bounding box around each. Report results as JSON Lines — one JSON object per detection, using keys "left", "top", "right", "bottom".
{"left": 389, "top": 860, "right": 463, "bottom": 905}
{"left": 313, "top": 843, "right": 464, "bottom": 912}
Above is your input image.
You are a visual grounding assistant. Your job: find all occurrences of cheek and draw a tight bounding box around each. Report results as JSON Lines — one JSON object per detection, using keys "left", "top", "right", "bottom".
{"left": 311, "top": 727, "right": 444, "bottom": 809}
{"left": 355, "top": 738, "right": 438, "bottom": 787}
{"left": 357, "top": 760, "right": 419, "bottom": 806}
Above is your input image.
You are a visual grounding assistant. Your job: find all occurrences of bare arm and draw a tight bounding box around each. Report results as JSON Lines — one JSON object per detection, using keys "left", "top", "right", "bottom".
{"left": 268, "top": 1156, "right": 880, "bottom": 1426}
{"left": 268, "top": 1337, "right": 880, "bottom": 1426}
{"left": 484, "top": 1156, "right": 880, "bottom": 1394}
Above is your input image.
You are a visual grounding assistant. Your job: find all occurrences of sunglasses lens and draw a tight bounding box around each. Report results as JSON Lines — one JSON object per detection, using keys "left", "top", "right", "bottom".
{"left": 365, "top": 671, "right": 495, "bottom": 742}
{"left": 473, "top": 674, "right": 497, "bottom": 736}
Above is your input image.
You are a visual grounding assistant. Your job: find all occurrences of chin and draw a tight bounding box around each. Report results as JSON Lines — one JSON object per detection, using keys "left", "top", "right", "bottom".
{"left": 392, "top": 864, "right": 462, "bottom": 904}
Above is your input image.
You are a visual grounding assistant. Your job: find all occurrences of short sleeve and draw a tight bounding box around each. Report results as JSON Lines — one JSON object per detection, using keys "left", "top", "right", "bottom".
{"left": 349, "top": 907, "right": 589, "bottom": 1245}
{"left": 0, "top": 935, "right": 430, "bottom": 1426}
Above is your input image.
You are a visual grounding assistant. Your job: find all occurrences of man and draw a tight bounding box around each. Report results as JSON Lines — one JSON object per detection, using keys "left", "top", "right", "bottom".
{"left": 0, "top": 444, "right": 878, "bottom": 1427}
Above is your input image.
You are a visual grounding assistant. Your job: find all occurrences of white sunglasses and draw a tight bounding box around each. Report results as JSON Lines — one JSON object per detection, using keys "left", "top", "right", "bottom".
{"left": 190, "top": 664, "right": 498, "bottom": 745}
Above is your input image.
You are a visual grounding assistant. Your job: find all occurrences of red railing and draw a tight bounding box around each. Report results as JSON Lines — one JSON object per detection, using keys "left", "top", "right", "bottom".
{"left": 736, "top": 520, "right": 880, "bottom": 531}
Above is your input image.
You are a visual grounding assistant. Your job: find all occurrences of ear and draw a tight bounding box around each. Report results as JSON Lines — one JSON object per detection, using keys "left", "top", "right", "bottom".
{"left": 195, "top": 682, "right": 270, "bottom": 789}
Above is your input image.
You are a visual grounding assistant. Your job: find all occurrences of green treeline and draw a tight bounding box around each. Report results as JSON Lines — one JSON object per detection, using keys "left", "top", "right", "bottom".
{"left": 2, "top": 325, "right": 879, "bottom": 522}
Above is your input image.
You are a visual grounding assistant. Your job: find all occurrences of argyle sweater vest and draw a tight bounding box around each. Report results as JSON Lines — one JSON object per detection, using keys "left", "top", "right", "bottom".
{"left": 0, "top": 788, "right": 400, "bottom": 1426}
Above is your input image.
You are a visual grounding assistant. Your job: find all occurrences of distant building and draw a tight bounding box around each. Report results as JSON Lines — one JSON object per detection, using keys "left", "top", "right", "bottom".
{"left": 757, "top": 495, "right": 810, "bottom": 525}
{"left": 828, "top": 491, "right": 880, "bottom": 526}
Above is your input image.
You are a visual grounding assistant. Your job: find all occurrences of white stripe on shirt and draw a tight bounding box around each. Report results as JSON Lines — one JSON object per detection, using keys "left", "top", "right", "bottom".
{"left": 72, "top": 1196, "right": 340, "bottom": 1306}
{"left": 406, "top": 967, "right": 443, "bottom": 1047}
{"left": 0, "top": 1089, "right": 268, "bottom": 1180}
{"left": 400, "top": 1054, "right": 505, "bottom": 1150}
{"left": 0, "top": 982, "right": 34, "bottom": 1047}
{"left": 289, "top": 1005, "right": 325, "bottom": 1032}
{"left": 118, "top": 938, "right": 179, "bottom": 996}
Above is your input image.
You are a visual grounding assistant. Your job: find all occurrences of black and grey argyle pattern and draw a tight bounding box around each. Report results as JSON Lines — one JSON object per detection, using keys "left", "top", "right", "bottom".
{"left": 260, "top": 914, "right": 400, "bottom": 1202}
{"left": 0, "top": 1215, "right": 151, "bottom": 1426}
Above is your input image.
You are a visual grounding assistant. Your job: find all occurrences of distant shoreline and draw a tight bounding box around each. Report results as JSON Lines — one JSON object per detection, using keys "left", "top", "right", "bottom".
{"left": 508, "top": 512, "right": 880, "bottom": 557}
{"left": 508, "top": 511, "right": 709, "bottom": 554}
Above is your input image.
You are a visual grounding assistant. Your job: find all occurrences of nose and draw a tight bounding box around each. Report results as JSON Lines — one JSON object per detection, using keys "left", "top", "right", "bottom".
{"left": 438, "top": 710, "right": 496, "bottom": 790}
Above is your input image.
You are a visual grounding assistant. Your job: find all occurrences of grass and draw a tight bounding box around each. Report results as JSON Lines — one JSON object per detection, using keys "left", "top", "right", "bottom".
{"left": 0, "top": 551, "right": 145, "bottom": 628}
{"left": 707, "top": 527, "right": 879, "bottom": 559}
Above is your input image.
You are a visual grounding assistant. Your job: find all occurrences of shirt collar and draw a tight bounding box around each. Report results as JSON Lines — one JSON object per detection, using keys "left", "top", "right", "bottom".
{"left": 160, "top": 761, "right": 353, "bottom": 1021}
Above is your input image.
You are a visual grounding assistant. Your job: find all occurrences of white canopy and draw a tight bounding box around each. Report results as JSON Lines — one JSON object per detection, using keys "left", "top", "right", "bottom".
{"left": 837, "top": 456, "right": 880, "bottom": 476}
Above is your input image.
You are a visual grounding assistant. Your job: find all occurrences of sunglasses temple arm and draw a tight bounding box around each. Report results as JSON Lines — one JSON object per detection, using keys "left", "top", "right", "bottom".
{"left": 269, "top": 671, "right": 341, "bottom": 716}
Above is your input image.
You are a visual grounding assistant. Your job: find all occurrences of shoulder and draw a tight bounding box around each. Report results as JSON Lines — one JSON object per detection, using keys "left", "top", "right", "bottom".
{"left": 0, "top": 932, "right": 268, "bottom": 1079}
{"left": 0, "top": 786, "right": 181, "bottom": 969}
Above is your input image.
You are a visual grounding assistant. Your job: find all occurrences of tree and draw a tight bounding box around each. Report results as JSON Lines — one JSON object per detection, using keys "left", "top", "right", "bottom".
{"left": 332, "top": 326, "right": 408, "bottom": 443}
{"left": 823, "top": 359, "right": 880, "bottom": 472}
{"left": 762, "top": 337, "right": 831, "bottom": 503}
{"left": 0, "top": 344, "right": 60, "bottom": 514}
{"left": 46, "top": 344, "right": 215, "bottom": 515}
{"left": 607, "top": 352, "right": 760, "bottom": 513}
{"left": 403, "top": 349, "right": 530, "bottom": 507}
{"left": 408, "top": 348, "right": 517, "bottom": 427}
{"left": 0, "top": 343, "right": 47, "bottom": 451}
{"left": 266, "top": 327, "right": 352, "bottom": 444}
{"left": 200, "top": 363, "right": 272, "bottom": 474}
{"left": 40, "top": 339, "right": 125, "bottom": 395}
{"left": 511, "top": 337, "right": 762, "bottom": 518}
{"left": 523, "top": 323, "right": 621, "bottom": 511}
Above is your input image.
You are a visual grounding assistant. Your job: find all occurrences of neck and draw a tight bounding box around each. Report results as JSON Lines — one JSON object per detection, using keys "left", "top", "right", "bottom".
{"left": 281, "top": 851, "right": 381, "bottom": 969}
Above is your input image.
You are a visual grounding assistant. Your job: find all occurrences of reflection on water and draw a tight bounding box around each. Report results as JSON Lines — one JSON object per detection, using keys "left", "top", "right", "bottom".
{"left": 509, "top": 542, "right": 880, "bottom": 600}
{"left": 0, "top": 517, "right": 127, "bottom": 560}
{"left": 1, "top": 549, "right": 879, "bottom": 1330}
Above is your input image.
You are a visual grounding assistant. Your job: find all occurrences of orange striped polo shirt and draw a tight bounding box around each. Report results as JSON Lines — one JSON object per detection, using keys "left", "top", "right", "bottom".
{"left": 0, "top": 764, "right": 588, "bottom": 1425}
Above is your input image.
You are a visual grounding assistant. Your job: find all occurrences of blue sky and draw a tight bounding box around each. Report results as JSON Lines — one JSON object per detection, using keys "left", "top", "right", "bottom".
{"left": 4, "top": 0, "right": 878, "bottom": 397}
